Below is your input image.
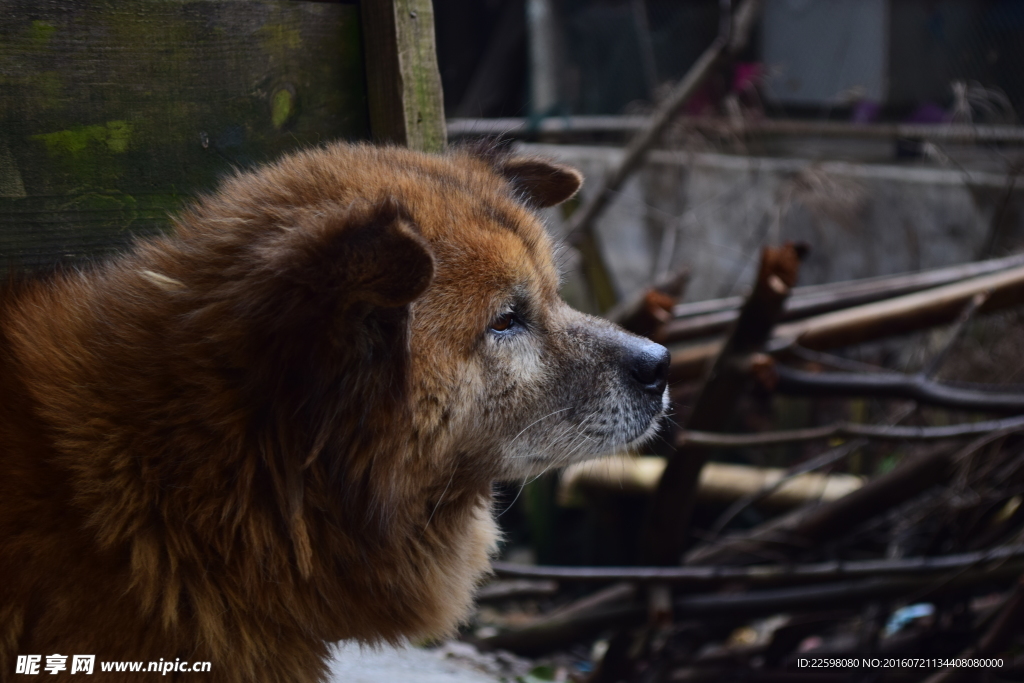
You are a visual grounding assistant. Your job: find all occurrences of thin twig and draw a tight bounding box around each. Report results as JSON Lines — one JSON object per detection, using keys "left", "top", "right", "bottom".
{"left": 707, "top": 439, "right": 868, "bottom": 537}
{"left": 492, "top": 544, "right": 1024, "bottom": 585}
{"left": 686, "top": 428, "right": 1021, "bottom": 566}
{"left": 479, "top": 564, "right": 1024, "bottom": 655}
{"left": 787, "top": 344, "right": 888, "bottom": 373}
{"left": 922, "top": 291, "right": 989, "bottom": 378}
{"left": 773, "top": 365, "right": 1024, "bottom": 413}
{"left": 564, "top": 0, "right": 761, "bottom": 248}
{"left": 675, "top": 415, "right": 1024, "bottom": 448}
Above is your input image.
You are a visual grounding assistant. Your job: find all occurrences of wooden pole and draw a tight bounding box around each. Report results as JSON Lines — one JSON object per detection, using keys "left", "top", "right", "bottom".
{"left": 361, "top": 0, "right": 447, "bottom": 152}
{"left": 640, "top": 243, "right": 804, "bottom": 566}
{"left": 447, "top": 116, "right": 1024, "bottom": 146}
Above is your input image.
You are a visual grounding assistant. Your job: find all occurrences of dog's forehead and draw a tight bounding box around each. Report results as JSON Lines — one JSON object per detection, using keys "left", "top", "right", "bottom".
{"left": 411, "top": 162, "right": 561, "bottom": 298}
{"left": 429, "top": 202, "right": 559, "bottom": 301}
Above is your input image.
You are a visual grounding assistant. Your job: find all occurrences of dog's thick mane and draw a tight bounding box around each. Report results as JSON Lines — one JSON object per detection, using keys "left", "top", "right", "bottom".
{"left": 0, "top": 146, "right": 512, "bottom": 682}
{"left": 0, "top": 142, "right": 590, "bottom": 682}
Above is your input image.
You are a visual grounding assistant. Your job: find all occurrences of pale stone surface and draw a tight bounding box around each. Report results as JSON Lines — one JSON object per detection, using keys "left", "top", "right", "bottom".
{"left": 327, "top": 643, "right": 503, "bottom": 683}
{"left": 524, "top": 143, "right": 1024, "bottom": 305}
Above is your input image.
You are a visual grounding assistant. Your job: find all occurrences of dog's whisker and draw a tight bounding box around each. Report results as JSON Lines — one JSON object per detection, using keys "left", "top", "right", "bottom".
{"left": 424, "top": 467, "right": 456, "bottom": 531}
{"left": 496, "top": 478, "right": 529, "bottom": 518}
{"left": 509, "top": 407, "right": 572, "bottom": 446}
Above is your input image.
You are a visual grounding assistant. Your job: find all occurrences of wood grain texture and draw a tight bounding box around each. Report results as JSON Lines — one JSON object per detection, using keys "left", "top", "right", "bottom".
{"left": 361, "top": 0, "right": 446, "bottom": 152}
{"left": 0, "top": 0, "right": 369, "bottom": 271}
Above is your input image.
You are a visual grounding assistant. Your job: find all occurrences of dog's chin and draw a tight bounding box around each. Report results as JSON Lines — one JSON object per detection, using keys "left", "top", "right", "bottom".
{"left": 500, "top": 390, "right": 670, "bottom": 480}
{"left": 623, "top": 386, "right": 671, "bottom": 449}
{"left": 624, "top": 410, "right": 667, "bottom": 451}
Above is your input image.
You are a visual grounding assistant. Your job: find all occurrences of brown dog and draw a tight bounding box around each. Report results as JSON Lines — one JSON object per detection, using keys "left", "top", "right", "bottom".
{"left": 0, "top": 143, "right": 669, "bottom": 682}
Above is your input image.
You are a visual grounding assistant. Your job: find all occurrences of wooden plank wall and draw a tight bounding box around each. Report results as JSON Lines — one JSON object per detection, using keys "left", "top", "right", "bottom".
{"left": 362, "top": 0, "right": 446, "bottom": 152}
{"left": 0, "top": 0, "right": 371, "bottom": 271}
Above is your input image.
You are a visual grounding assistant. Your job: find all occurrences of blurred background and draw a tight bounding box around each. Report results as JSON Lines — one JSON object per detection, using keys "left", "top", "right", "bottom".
{"left": 6, "top": 1, "right": 1024, "bottom": 679}
{"left": 433, "top": 2, "right": 1024, "bottom": 680}
{"left": 439, "top": 0, "right": 1024, "bottom": 305}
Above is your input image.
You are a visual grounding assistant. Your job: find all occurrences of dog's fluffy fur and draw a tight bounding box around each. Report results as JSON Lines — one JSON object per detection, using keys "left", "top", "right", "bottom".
{"left": 0, "top": 144, "right": 668, "bottom": 682}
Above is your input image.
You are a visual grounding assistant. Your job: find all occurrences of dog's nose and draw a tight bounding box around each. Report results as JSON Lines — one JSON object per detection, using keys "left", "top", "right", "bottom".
{"left": 628, "top": 340, "right": 670, "bottom": 396}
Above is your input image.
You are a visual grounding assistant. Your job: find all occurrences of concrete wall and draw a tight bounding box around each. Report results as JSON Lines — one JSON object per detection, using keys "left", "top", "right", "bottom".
{"left": 522, "top": 143, "right": 1024, "bottom": 306}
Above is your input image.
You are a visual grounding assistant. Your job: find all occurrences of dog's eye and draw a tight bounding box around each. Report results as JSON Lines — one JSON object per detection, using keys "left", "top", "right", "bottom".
{"left": 489, "top": 312, "right": 516, "bottom": 332}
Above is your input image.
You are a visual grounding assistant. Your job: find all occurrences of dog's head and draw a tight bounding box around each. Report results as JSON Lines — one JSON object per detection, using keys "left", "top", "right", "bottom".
{"left": 163, "top": 142, "right": 668, "bottom": 504}
{"left": 102, "top": 143, "right": 673, "bottom": 624}
{"left": 398, "top": 149, "right": 670, "bottom": 481}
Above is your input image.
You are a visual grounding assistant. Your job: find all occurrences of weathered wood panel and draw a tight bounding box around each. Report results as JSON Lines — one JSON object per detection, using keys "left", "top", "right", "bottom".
{"left": 0, "top": 0, "right": 369, "bottom": 271}
{"left": 361, "top": 0, "right": 446, "bottom": 152}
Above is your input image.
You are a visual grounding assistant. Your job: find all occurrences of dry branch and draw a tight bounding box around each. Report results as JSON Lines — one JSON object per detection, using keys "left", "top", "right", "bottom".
{"left": 685, "top": 443, "right": 957, "bottom": 566}
{"left": 477, "top": 602, "right": 645, "bottom": 656}
{"left": 773, "top": 264, "right": 1024, "bottom": 351}
{"left": 642, "top": 243, "right": 804, "bottom": 566}
{"left": 475, "top": 579, "right": 559, "bottom": 602}
{"left": 675, "top": 415, "right": 1024, "bottom": 449}
{"left": 526, "top": 582, "right": 635, "bottom": 628}
{"left": 711, "top": 299, "right": 975, "bottom": 536}
{"left": 492, "top": 545, "right": 1024, "bottom": 586}
{"left": 669, "top": 262, "right": 1024, "bottom": 383}
{"left": 671, "top": 253, "right": 1024, "bottom": 321}
{"left": 670, "top": 569, "right": 1023, "bottom": 619}
{"left": 563, "top": 0, "right": 761, "bottom": 249}
{"left": 479, "top": 564, "right": 1024, "bottom": 656}
{"left": 661, "top": 254, "right": 1024, "bottom": 343}
{"left": 684, "top": 425, "right": 1024, "bottom": 567}
{"left": 773, "top": 365, "right": 1024, "bottom": 414}
{"left": 708, "top": 438, "right": 871, "bottom": 538}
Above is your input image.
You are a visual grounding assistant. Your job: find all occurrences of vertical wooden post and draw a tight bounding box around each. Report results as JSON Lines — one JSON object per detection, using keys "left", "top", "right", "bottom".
{"left": 640, "top": 243, "right": 805, "bottom": 566}
{"left": 361, "top": 0, "right": 447, "bottom": 152}
{"left": 526, "top": 0, "right": 560, "bottom": 116}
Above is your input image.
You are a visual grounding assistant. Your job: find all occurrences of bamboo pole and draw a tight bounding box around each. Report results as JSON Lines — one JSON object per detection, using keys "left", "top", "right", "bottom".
{"left": 661, "top": 253, "right": 1024, "bottom": 343}
{"left": 559, "top": 456, "right": 863, "bottom": 507}
{"left": 669, "top": 262, "right": 1024, "bottom": 383}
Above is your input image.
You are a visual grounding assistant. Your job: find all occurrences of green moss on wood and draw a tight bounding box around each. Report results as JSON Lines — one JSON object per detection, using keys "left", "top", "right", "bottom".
{"left": 0, "top": 1, "right": 370, "bottom": 270}
{"left": 271, "top": 88, "right": 295, "bottom": 129}
{"left": 28, "top": 21, "right": 56, "bottom": 47}
{"left": 33, "top": 121, "right": 133, "bottom": 156}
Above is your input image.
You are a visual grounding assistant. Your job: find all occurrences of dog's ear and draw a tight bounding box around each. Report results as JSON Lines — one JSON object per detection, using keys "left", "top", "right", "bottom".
{"left": 249, "top": 199, "right": 433, "bottom": 579}
{"left": 259, "top": 197, "right": 435, "bottom": 314}
{"left": 328, "top": 198, "right": 435, "bottom": 309}
{"left": 497, "top": 157, "right": 583, "bottom": 208}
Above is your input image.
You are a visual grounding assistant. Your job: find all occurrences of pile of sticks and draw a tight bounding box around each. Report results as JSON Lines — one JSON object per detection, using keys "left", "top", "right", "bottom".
{"left": 477, "top": 249, "right": 1024, "bottom": 682}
